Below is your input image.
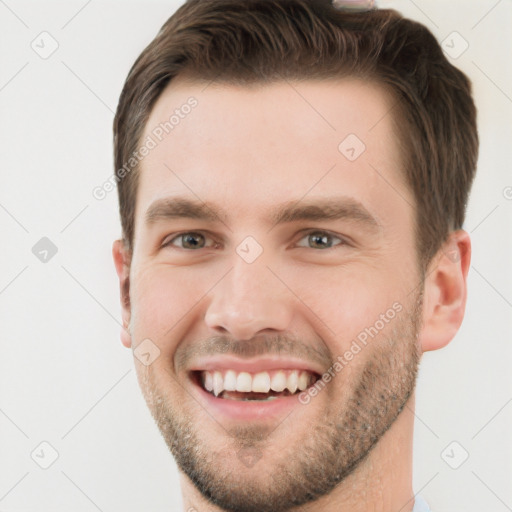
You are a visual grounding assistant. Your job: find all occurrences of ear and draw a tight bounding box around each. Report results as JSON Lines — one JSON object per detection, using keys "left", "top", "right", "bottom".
{"left": 418, "top": 229, "right": 471, "bottom": 353}
{"left": 112, "top": 239, "right": 133, "bottom": 348}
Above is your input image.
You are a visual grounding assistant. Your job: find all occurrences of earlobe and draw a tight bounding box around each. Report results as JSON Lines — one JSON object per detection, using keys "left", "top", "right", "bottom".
{"left": 112, "top": 239, "right": 133, "bottom": 349}
{"left": 120, "top": 323, "right": 132, "bottom": 349}
{"left": 418, "top": 230, "right": 471, "bottom": 353}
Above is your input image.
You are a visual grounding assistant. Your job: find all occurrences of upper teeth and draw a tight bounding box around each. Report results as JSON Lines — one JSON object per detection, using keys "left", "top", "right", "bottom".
{"left": 201, "top": 369, "right": 314, "bottom": 397}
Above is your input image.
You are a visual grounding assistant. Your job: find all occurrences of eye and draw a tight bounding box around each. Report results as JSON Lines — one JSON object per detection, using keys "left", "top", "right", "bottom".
{"left": 295, "top": 230, "right": 347, "bottom": 250}
{"left": 161, "top": 231, "right": 217, "bottom": 250}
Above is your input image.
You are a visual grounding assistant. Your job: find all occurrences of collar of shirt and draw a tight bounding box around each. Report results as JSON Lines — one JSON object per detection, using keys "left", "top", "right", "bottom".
{"left": 413, "top": 495, "right": 432, "bottom": 512}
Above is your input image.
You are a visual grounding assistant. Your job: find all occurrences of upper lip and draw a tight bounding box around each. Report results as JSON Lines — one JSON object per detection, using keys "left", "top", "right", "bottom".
{"left": 188, "top": 355, "right": 324, "bottom": 376}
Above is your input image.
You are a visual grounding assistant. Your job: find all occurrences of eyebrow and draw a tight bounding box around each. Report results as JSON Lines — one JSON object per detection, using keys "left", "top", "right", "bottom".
{"left": 144, "top": 196, "right": 382, "bottom": 232}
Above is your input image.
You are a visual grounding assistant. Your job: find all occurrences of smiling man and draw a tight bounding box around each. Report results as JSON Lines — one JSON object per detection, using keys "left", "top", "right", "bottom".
{"left": 112, "top": 1, "right": 478, "bottom": 511}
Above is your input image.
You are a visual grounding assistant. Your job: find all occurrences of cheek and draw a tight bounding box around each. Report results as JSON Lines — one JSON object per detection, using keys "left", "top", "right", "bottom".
{"left": 130, "top": 266, "right": 207, "bottom": 339}
{"left": 130, "top": 263, "right": 232, "bottom": 347}
{"left": 290, "top": 264, "right": 403, "bottom": 346}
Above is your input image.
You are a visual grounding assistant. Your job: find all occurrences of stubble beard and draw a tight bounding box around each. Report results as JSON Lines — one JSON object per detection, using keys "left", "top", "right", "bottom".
{"left": 136, "top": 291, "right": 423, "bottom": 512}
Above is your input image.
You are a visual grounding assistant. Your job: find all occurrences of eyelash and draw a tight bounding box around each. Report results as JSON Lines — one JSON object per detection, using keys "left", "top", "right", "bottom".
{"left": 161, "top": 230, "right": 349, "bottom": 251}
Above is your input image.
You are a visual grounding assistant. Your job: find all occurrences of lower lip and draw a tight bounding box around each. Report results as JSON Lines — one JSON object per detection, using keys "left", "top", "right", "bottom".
{"left": 191, "top": 376, "right": 302, "bottom": 421}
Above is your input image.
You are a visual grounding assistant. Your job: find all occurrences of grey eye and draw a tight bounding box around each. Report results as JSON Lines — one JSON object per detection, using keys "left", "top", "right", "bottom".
{"left": 164, "top": 232, "right": 210, "bottom": 249}
{"left": 296, "top": 231, "right": 344, "bottom": 249}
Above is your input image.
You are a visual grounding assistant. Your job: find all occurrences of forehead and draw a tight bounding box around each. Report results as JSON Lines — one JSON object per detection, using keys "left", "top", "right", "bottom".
{"left": 135, "top": 76, "right": 414, "bottom": 234}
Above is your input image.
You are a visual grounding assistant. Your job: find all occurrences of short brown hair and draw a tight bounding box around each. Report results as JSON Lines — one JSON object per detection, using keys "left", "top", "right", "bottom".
{"left": 113, "top": 0, "right": 478, "bottom": 275}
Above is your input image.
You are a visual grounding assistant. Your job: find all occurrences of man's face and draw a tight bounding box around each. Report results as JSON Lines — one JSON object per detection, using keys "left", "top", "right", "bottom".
{"left": 123, "top": 78, "right": 424, "bottom": 511}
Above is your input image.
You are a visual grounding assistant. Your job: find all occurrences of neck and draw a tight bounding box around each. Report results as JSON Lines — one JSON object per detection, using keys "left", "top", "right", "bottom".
{"left": 180, "top": 392, "right": 417, "bottom": 512}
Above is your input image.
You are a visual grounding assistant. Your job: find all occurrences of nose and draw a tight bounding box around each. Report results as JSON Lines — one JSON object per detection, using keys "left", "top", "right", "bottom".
{"left": 204, "top": 255, "right": 294, "bottom": 341}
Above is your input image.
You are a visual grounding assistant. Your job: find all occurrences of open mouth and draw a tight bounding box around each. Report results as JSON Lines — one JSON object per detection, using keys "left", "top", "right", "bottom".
{"left": 191, "top": 369, "right": 320, "bottom": 402}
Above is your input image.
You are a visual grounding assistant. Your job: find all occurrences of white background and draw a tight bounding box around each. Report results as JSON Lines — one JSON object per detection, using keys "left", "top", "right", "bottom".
{"left": 0, "top": 1, "right": 511, "bottom": 511}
